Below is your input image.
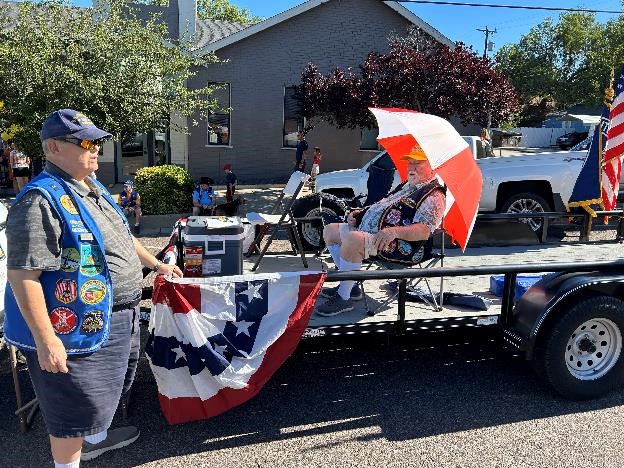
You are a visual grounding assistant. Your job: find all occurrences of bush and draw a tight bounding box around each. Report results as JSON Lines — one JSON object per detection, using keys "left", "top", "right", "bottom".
{"left": 134, "top": 165, "right": 194, "bottom": 214}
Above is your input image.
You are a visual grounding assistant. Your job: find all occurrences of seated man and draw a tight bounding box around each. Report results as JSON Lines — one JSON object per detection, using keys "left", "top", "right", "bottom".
{"left": 317, "top": 145, "right": 446, "bottom": 316}
{"left": 118, "top": 180, "right": 142, "bottom": 234}
{"left": 192, "top": 176, "right": 215, "bottom": 216}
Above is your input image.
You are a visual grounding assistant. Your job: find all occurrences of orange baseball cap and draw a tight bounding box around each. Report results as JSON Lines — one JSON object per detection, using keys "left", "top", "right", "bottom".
{"left": 400, "top": 143, "right": 428, "bottom": 161}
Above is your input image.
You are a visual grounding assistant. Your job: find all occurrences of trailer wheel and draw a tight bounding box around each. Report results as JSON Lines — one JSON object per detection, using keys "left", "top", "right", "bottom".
{"left": 534, "top": 296, "right": 624, "bottom": 400}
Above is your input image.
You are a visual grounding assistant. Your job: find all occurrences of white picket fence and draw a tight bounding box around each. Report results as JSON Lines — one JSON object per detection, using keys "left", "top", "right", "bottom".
{"left": 511, "top": 127, "right": 569, "bottom": 148}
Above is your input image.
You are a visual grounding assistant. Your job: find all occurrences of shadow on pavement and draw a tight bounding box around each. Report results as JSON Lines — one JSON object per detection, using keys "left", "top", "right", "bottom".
{"left": 3, "top": 327, "right": 624, "bottom": 467}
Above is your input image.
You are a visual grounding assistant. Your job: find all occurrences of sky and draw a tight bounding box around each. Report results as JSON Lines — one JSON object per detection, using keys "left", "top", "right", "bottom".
{"left": 65, "top": 0, "right": 623, "bottom": 55}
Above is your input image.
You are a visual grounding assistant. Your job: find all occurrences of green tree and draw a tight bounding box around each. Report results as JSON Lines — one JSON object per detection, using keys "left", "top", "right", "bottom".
{"left": 135, "top": 0, "right": 262, "bottom": 23}
{"left": 0, "top": 0, "right": 220, "bottom": 159}
{"left": 495, "top": 11, "right": 624, "bottom": 122}
{"left": 197, "top": 0, "right": 261, "bottom": 23}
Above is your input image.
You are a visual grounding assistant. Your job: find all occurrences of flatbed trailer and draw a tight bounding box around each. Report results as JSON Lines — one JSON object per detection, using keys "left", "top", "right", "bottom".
{"left": 311, "top": 259, "right": 624, "bottom": 400}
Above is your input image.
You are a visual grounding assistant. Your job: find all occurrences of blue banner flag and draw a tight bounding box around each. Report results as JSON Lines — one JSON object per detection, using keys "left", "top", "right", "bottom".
{"left": 568, "top": 75, "right": 616, "bottom": 216}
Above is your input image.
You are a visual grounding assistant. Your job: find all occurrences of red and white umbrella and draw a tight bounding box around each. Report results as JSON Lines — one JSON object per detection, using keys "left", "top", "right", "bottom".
{"left": 369, "top": 107, "right": 482, "bottom": 251}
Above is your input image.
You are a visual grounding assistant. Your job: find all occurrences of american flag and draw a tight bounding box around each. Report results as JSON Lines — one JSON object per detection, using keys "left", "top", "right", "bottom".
{"left": 145, "top": 272, "right": 325, "bottom": 425}
{"left": 603, "top": 66, "right": 624, "bottom": 211}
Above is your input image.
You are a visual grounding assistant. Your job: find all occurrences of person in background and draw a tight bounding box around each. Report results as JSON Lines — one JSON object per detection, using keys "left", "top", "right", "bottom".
{"left": 3, "top": 108, "right": 182, "bottom": 468}
{"left": 1, "top": 141, "right": 11, "bottom": 187}
{"left": 294, "top": 131, "right": 308, "bottom": 173}
{"left": 480, "top": 128, "right": 494, "bottom": 158}
{"left": 118, "top": 180, "right": 142, "bottom": 235}
{"left": 10, "top": 144, "right": 31, "bottom": 193}
{"left": 310, "top": 146, "right": 322, "bottom": 182}
{"left": 192, "top": 176, "right": 215, "bottom": 215}
{"left": 224, "top": 163, "right": 237, "bottom": 203}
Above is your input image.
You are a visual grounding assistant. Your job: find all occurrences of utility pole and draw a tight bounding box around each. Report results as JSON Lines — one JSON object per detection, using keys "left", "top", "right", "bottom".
{"left": 477, "top": 26, "right": 497, "bottom": 58}
{"left": 477, "top": 26, "right": 496, "bottom": 133}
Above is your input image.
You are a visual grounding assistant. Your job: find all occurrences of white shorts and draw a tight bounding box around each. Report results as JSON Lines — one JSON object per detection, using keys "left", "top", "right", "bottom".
{"left": 338, "top": 223, "right": 377, "bottom": 259}
{"left": 311, "top": 164, "right": 320, "bottom": 177}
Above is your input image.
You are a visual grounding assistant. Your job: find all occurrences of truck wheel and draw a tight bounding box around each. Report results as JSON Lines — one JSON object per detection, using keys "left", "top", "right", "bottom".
{"left": 533, "top": 296, "right": 624, "bottom": 400}
{"left": 292, "top": 194, "right": 347, "bottom": 251}
{"left": 501, "top": 192, "right": 551, "bottom": 233}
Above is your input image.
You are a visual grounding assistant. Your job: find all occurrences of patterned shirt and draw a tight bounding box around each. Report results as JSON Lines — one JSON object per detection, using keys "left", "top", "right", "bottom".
{"left": 359, "top": 178, "right": 446, "bottom": 235}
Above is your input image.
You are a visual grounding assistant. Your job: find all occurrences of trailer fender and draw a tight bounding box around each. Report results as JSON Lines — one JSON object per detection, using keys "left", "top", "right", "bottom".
{"left": 505, "top": 271, "right": 624, "bottom": 359}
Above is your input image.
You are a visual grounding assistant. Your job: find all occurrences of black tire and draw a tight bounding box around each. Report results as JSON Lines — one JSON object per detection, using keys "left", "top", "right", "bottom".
{"left": 532, "top": 296, "right": 624, "bottom": 400}
{"left": 500, "top": 192, "right": 551, "bottom": 234}
{"left": 292, "top": 194, "right": 347, "bottom": 251}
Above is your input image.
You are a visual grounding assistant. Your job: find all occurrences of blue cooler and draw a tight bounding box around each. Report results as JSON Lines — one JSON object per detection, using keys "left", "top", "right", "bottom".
{"left": 183, "top": 216, "right": 244, "bottom": 276}
{"left": 489, "top": 274, "right": 544, "bottom": 302}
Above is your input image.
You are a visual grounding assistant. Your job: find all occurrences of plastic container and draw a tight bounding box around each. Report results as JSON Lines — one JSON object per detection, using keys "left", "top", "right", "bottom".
{"left": 183, "top": 216, "right": 244, "bottom": 276}
{"left": 489, "top": 274, "right": 544, "bottom": 302}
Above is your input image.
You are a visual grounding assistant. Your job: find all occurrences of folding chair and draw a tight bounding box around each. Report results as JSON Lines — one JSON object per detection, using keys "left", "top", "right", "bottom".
{"left": 246, "top": 171, "right": 310, "bottom": 271}
{"left": 362, "top": 229, "right": 445, "bottom": 316}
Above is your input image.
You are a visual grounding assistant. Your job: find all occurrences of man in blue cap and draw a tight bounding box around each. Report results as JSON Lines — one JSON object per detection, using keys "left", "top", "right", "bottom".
{"left": 3, "top": 109, "right": 183, "bottom": 467}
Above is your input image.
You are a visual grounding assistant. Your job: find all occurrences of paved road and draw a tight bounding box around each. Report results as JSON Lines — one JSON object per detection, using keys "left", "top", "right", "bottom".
{"left": 3, "top": 326, "right": 624, "bottom": 467}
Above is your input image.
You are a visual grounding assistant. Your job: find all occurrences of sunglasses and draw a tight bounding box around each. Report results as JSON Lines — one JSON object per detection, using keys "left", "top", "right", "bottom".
{"left": 55, "top": 136, "right": 105, "bottom": 152}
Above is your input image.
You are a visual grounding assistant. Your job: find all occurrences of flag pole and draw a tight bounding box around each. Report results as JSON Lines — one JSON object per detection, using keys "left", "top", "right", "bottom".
{"left": 601, "top": 68, "right": 615, "bottom": 221}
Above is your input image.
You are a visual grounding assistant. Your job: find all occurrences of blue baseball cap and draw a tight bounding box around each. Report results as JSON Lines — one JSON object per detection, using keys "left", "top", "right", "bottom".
{"left": 40, "top": 109, "right": 112, "bottom": 142}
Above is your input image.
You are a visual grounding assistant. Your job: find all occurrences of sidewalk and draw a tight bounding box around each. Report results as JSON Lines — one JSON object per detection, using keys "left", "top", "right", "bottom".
{"left": 137, "top": 184, "right": 301, "bottom": 236}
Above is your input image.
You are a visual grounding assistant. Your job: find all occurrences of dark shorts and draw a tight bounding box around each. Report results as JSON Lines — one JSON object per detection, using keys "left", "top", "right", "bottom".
{"left": 12, "top": 167, "right": 30, "bottom": 177}
{"left": 24, "top": 306, "right": 141, "bottom": 438}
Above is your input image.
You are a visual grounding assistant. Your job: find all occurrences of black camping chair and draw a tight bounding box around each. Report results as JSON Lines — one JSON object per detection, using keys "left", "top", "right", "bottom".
{"left": 362, "top": 228, "right": 446, "bottom": 316}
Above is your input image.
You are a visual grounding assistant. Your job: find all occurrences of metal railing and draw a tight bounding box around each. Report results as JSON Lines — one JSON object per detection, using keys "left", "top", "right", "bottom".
{"left": 322, "top": 259, "right": 624, "bottom": 334}
{"left": 476, "top": 210, "right": 624, "bottom": 243}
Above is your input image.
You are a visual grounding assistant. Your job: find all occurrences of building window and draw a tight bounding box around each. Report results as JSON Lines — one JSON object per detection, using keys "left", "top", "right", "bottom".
{"left": 360, "top": 127, "right": 380, "bottom": 150}
{"left": 207, "top": 82, "right": 231, "bottom": 146}
{"left": 283, "top": 86, "right": 305, "bottom": 147}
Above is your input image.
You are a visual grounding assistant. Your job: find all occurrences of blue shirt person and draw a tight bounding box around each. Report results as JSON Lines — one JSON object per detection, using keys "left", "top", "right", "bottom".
{"left": 193, "top": 177, "right": 215, "bottom": 215}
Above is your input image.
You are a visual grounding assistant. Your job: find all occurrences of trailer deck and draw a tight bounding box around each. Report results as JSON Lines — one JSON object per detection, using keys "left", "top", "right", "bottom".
{"left": 246, "top": 242, "right": 623, "bottom": 328}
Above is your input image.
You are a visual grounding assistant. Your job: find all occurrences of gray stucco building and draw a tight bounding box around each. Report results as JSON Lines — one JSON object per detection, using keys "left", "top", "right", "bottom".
{"left": 96, "top": 0, "right": 454, "bottom": 184}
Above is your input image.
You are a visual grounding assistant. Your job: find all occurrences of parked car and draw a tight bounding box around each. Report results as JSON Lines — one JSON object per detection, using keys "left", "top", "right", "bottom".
{"left": 570, "top": 136, "right": 592, "bottom": 152}
{"left": 490, "top": 128, "right": 522, "bottom": 147}
{"left": 556, "top": 131, "right": 589, "bottom": 150}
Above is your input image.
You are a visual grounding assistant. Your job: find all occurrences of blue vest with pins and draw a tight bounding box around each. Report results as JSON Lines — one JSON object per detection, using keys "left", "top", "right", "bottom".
{"left": 3, "top": 172, "right": 130, "bottom": 354}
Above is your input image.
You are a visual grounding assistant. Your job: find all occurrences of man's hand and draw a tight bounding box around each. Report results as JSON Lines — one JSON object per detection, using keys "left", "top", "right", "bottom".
{"left": 35, "top": 335, "right": 68, "bottom": 374}
{"left": 157, "top": 263, "right": 183, "bottom": 278}
{"left": 373, "top": 227, "right": 398, "bottom": 253}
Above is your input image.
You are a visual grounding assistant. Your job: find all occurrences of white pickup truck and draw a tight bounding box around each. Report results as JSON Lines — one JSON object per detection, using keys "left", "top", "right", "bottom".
{"left": 292, "top": 137, "right": 588, "bottom": 249}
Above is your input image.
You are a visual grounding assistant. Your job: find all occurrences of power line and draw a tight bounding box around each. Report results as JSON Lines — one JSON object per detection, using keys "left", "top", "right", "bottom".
{"left": 392, "top": 1, "right": 623, "bottom": 14}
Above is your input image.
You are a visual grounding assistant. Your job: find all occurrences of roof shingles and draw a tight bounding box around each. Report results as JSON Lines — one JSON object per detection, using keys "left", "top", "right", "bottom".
{"left": 194, "top": 19, "right": 249, "bottom": 50}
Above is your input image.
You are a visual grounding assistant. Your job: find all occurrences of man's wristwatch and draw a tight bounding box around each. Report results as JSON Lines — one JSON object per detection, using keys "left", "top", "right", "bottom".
{"left": 152, "top": 261, "right": 162, "bottom": 272}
